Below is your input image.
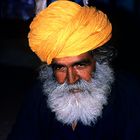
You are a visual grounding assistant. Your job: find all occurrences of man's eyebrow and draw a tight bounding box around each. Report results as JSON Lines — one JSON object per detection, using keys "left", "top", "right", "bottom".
{"left": 72, "top": 59, "right": 92, "bottom": 66}
{"left": 52, "top": 58, "right": 92, "bottom": 67}
{"left": 51, "top": 63, "right": 65, "bottom": 68}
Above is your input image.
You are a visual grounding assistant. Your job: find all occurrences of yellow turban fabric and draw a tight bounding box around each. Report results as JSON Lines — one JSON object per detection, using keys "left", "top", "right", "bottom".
{"left": 28, "top": 0, "right": 112, "bottom": 65}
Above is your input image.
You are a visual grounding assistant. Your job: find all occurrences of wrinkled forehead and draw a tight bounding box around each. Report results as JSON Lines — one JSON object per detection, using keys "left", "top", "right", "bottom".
{"left": 52, "top": 51, "right": 94, "bottom": 66}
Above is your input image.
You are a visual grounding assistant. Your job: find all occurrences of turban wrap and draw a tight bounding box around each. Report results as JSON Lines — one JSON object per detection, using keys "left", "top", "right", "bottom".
{"left": 28, "top": 0, "right": 112, "bottom": 65}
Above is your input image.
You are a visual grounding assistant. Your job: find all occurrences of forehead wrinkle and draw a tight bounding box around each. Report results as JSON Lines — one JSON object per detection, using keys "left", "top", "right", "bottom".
{"left": 52, "top": 52, "right": 94, "bottom": 67}
{"left": 53, "top": 58, "right": 92, "bottom": 68}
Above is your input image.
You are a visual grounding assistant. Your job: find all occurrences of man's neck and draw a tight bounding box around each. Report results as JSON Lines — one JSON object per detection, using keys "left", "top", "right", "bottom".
{"left": 72, "top": 121, "right": 77, "bottom": 131}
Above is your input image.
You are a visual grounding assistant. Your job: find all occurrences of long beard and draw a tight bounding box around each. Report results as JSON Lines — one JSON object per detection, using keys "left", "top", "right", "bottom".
{"left": 40, "top": 62, "right": 114, "bottom": 126}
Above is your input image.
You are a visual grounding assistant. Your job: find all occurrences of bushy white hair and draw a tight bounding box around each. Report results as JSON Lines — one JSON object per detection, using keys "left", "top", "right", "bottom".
{"left": 40, "top": 62, "right": 114, "bottom": 126}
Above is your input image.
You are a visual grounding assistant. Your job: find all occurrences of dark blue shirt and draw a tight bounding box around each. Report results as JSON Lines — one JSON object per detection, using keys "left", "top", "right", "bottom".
{"left": 7, "top": 71, "right": 140, "bottom": 140}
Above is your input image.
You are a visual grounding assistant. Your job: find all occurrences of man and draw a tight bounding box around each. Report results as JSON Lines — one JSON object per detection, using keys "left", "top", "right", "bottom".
{"left": 7, "top": 0, "right": 140, "bottom": 140}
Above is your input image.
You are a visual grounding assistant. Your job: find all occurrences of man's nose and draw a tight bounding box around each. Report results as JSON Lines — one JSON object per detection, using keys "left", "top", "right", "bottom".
{"left": 67, "top": 67, "right": 79, "bottom": 84}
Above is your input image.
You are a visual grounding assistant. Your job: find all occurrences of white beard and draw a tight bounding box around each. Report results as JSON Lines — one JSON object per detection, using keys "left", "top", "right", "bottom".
{"left": 40, "top": 62, "right": 114, "bottom": 126}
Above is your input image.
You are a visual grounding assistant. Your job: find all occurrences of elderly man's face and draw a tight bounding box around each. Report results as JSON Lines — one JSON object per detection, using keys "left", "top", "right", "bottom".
{"left": 52, "top": 52, "right": 95, "bottom": 85}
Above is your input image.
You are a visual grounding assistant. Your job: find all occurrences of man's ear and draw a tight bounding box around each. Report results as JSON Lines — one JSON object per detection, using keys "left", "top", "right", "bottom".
{"left": 92, "top": 60, "right": 96, "bottom": 73}
{"left": 49, "top": 63, "right": 56, "bottom": 80}
{"left": 88, "top": 50, "right": 94, "bottom": 58}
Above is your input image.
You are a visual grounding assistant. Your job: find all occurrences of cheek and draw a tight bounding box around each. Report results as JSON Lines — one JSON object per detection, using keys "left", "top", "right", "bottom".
{"left": 77, "top": 70, "right": 92, "bottom": 81}
{"left": 76, "top": 65, "right": 95, "bottom": 81}
{"left": 54, "top": 72, "right": 66, "bottom": 84}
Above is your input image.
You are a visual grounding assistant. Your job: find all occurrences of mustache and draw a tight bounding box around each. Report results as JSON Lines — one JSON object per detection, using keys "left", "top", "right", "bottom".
{"left": 52, "top": 79, "right": 93, "bottom": 95}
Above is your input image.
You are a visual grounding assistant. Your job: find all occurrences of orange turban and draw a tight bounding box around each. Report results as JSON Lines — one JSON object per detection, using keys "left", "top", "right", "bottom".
{"left": 28, "top": 0, "right": 112, "bottom": 65}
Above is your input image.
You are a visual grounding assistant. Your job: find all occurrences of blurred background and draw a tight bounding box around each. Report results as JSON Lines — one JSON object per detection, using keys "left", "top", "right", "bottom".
{"left": 0, "top": 0, "right": 140, "bottom": 140}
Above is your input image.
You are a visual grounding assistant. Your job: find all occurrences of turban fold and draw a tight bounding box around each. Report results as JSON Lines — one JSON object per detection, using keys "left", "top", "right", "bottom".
{"left": 28, "top": 0, "right": 112, "bottom": 65}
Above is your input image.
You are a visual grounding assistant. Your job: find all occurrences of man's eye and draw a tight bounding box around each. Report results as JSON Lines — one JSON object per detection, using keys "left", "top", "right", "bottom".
{"left": 76, "top": 64, "right": 86, "bottom": 68}
{"left": 54, "top": 66, "right": 66, "bottom": 71}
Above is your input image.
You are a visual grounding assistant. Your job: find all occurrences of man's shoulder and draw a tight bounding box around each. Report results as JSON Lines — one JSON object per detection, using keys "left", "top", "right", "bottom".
{"left": 103, "top": 69, "right": 140, "bottom": 139}
{"left": 26, "top": 79, "right": 44, "bottom": 97}
{"left": 21, "top": 79, "right": 45, "bottom": 109}
{"left": 112, "top": 68, "right": 140, "bottom": 112}
{"left": 113, "top": 69, "right": 140, "bottom": 92}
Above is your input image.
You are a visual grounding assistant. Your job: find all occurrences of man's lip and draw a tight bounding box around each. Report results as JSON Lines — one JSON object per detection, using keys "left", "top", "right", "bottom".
{"left": 69, "top": 89, "right": 82, "bottom": 94}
